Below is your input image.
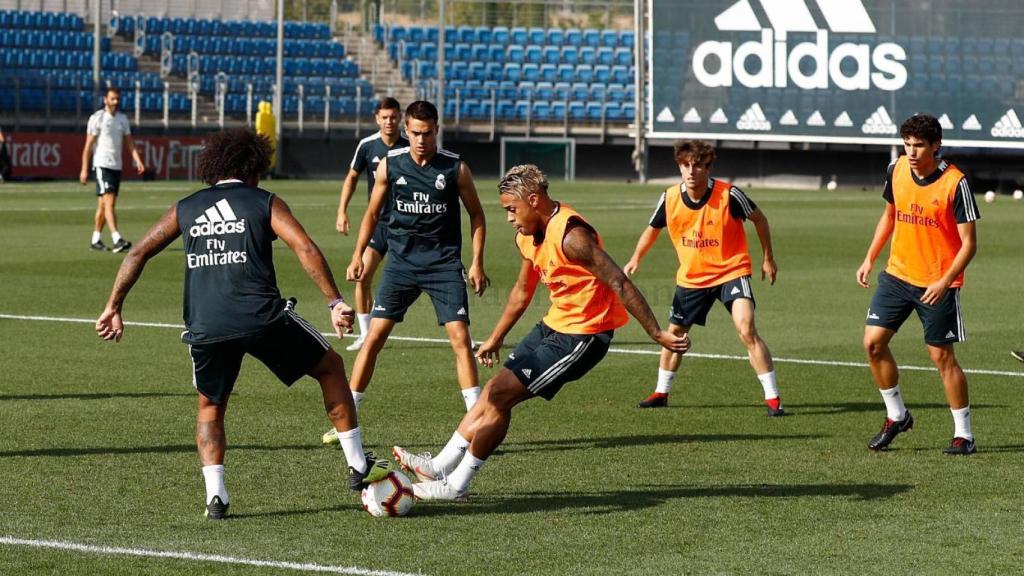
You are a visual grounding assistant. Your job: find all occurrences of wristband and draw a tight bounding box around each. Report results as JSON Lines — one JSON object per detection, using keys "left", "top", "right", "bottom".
{"left": 328, "top": 297, "right": 346, "bottom": 310}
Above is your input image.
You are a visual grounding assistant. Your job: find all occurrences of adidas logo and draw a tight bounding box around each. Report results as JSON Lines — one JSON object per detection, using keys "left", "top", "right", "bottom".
{"left": 961, "top": 114, "right": 982, "bottom": 131}
{"left": 371, "top": 155, "right": 381, "bottom": 164}
{"left": 694, "top": 0, "right": 907, "bottom": 92}
{"left": 730, "top": 286, "right": 741, "bottom": 295}
{"left": 867, "top": 312, "right": 880, "bottom": 320}
{"left": 779, "top": 110, "right": 798, "bottom": 126}
{"left": 861, "top": 106, "right": 896, "bottom": 135}
{"left": 457, "top": 307, "right": 467, "bottom": 316}
{"left": 373, "top": 304, "right": 386, "bottom": 311}
{"left": 521, "top": 368, "right": 532, "bottom": 379}
{"left": 990, "top": 109, "right": 1024, "bottom": 138}
{"left": 189, "top": 199, "right": 245, "bottom": 237}
{"left": 656, "top": 107, "right": 676, "bottom": 123}
{"left": 709, "top": 108, "right": 729, "bottom": 124}
{"left": 938, "top": 114, "right": 954, "bottom": 130}
{"left": 834, "top": 111, "right": 853, "bottom": 128}
{"left": 682, "top": 107, "right": 701, "bottom": 124}
{"left": 945, "top": 331, "right": 956, "bottom": 339}
{"left": 806, "top": 110, "right": 826, "bottom": 127}
{"left": 395, "top": 176, "right": 408, "bottom": 185}
{"left": 736, "top": 103, "right": 771, "bottom": 131}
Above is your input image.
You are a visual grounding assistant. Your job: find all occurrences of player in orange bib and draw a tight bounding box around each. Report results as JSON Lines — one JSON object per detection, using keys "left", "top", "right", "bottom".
{"left": 393, "top": 164, "right": 690, "bottom": 501}
{"left": 624, "top": 140, "right": 783, "bottom": 416}
{"left": 856, "top": 114, "right": 979, "bottom": 455}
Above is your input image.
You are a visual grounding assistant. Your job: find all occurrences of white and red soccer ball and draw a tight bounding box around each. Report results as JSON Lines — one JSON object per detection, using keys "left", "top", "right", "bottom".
{"left": 360, "top": 470, "right": 416, "bottom": 517}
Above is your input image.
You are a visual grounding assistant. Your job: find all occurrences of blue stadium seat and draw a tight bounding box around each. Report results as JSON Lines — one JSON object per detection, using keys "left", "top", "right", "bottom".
{"left": 583, "top": 29, "right": 601, "bottom": 47}
{"left": 528, "top": 27, "right": 546, "bottom": 45}
{"left": 514, "top": 99, "right": 531, "bottom": 120}
{"left": 542, "top": 46, "right": 561, "bottom": 64}
{"left": 535, "top": 81, "right": 554, "bottom": 101}
{"left": 522, "top": 63, "right": 540, "bottom": 82}
{"left": 614, "top": 47, "right": 632, "bottom": 66}
{"left": 565, "top": 28, "right": 582, "bottom": 46}
{"left": 611, "top": 65, "right": 630, "bottom": 84}
{"left": 561, "top": 46, "right": 578, "bottom": 65}
{"left": 457, "top": 25, "right": 474, "bottom": 44}
{"left": 492, "top": 26, "right": 510, "bottom": 45}
{"left": 497, "top": 99, "right": 515, "bottom": 119}
{"left": 570, "top": 82, "right": 589, "bottom": 100}
{"left": 475, "top": 26, "right": 491, "bottom": 44}
{"left": 557, "top": 64, "right": 576, "bottom": 83}
{"left": 597, "top": 47, "right": 614, "bottom": 66}
{"left": 604, "top": 102, "right": 622, "bottom": 121}
{"left": 552, "top": 82, "right": 571, "bottom": 101}
{"left": 539, "top": 63, "right": 557, "bottom": 82}
{"left": 453, "top": 42, "right": 471, "bottom": 61}
{"left": 426, "top": 27, "right": 439, "bottom": 43}
{"left": 503, "top": 62, "right": 522, "bottom": 82}
{"left": 498, "top": 80, "right": 517, "bottom": 100}
{"left": 408, "top": 26, "right": 424, "bottom": 43}
{"left": 507, "top": 44, "right": 525, "bottom": 62}
{"left": 548, "top": 28, "right": 564, "bottom": 46}
{"left": 526, "top": 45, "right": 542, "bottom": 64}
{"left": 585, "top": 101, "right": 603, "bottom": 121}
{"left": 568, "top": 100, "right": 586, "bottom": 120}
{"left": 471, "top": 43, "right": 488, "bottom": 61}
{"left": 579, "top": 46, "right": 596, "bottom": 65}
{"left": 517, "top": 81, "right": 535, "bottom": 100}
{"left": 575, "top": 64, "right": 594, "bottom": 83}
{"left": 532, "top": 100, "right": 551, "bottom": 121}
{"left": 600, "top": 30, "right": 618, "bottom": 47}
{"left": 468, "top": 61, "right": 486, "bottom": 81}
{"left": 485, "top": 62, "right": 503, "bottom": 81}
{"left": 622, "top": 102, "right": 635, "bottom": 120}
{"left": 511, "top": 27, "right": 527, "bottom": 46}
{"left": 487, "top": 44, "right": 505, "bottom": 63}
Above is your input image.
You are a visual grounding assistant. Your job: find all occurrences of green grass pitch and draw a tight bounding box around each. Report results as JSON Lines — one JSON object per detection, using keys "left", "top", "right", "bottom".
{"left": 1, "top": 179, "right": 1022, "bottom": 575}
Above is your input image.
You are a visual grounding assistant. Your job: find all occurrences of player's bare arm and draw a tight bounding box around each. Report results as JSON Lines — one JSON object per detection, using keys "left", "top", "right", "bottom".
{"left": 922, "top": 221, "right": 977, "bottom": 305}
{"left": 457, "top": 162, "right": 490, "bottom": 296}
{"left": 624, "top": 225, "right": 661, "bottom": 276}
{"left": 348, "top": 159, "right": 389, "bottom": 281}
{"left": 125, "top": 135, "right": 145, "bottom": 175}
{"left": 747, "top": 209, "right": 777, "bottom": 285}
{"left": 270, "top": 195, "right": 354, "bottom": 337}
{"left": 562, "top": 224, "right": 689, "bottom": 354}
{"left": 96, "top": 204, "right": 181, "bottom": 341}
{"left": 79, "top": 134, "right": 96, "bottom": 184}
{"left": 476, "top": 257, "right": 541, "bottom": 367}
{"left": 856, "top": 203, "right": 896, "bottom": 288}
{"left": 336, "top": 168, "right": 361, "bottom": 234}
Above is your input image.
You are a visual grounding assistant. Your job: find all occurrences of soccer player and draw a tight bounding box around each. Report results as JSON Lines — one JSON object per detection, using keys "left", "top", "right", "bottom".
{"left": 857, "top": 114, "right": 980, "bottom": 455}
{"left": 623, "top": 140, "right": 783, "bottom": 416}
{"left": 393, "top": 164, "right": 690, "bottom": 501}
{"left": 80, "top": 86, "right": 145, "bottom": 252}
{"left": 95, "top": 129, "right": 387, "bottom": 520}
{"left": 335, "top": 97, "right": 409, "bottom": 352}
{"left": 344, "top": 100, "right": 488, "bottom": 416}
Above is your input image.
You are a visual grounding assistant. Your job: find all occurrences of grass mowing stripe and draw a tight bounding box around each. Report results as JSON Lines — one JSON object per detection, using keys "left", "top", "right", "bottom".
{"left": 0, "top": 536, "right": 426, "bottom": 576}
{"left": 5, "top": 312, "right": 1022, "bottom": 378}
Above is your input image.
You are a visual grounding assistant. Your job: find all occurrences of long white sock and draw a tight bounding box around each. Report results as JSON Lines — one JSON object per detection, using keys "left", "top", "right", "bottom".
{"left": 951, "top": 406, "right": 973, "bottom": 440}
{"left": 91, "top": 231, "right": 101, "bottom": 244}
{"left": 757, "top": 371, "right": 779, "bottom": 400}
{"left": 201, "top": 464, "right": 228, "bottom": 505}
{"left": 461, "top": 386, "right": 480, "bottom": 411}
{"left": 446, "top": 450, "right": 486, "bottom": 492}
{"left": 111, "top": 231, "right": 122, "bottom": 243}
{"left": 336, "top": 426, "right": 367, "bottom": 473}
{"left": 655, "top": 368, "right": 675, "bottom": 394}
{"left": 356, "top": 313, "right": 371, "bottom": 337}
{"left": 880, "top": 385, "right": 907, "bottom": 421}
{"left": 431, "top": 431, "right": 470, "bottom": 476}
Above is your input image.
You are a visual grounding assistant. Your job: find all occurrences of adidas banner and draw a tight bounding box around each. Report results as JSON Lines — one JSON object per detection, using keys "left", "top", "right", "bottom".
{"left": 2, "top": 133, "right": 206, "bottom": 179}
{"left": 649, "top": 0, "right": 1024, "bottom": 148}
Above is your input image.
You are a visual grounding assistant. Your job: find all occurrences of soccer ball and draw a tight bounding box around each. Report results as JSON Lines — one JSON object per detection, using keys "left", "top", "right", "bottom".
{"left": 360, "top": 470, "right": 416, "bottom": 517}
{"left": 984, "top": 191, "right": 996, "bottom": 203}
{"left": 1013, "top": 189, "right": 1023, "bottom": 201}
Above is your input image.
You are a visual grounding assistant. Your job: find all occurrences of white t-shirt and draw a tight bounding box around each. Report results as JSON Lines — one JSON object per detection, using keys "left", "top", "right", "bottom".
{"left": 86, "top": 109, "right": 132, "bottom": 170}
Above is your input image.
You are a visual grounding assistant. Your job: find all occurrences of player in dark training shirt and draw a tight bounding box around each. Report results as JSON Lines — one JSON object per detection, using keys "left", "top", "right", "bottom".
{"left": 96, "top": 129, "right": 387, "bottom": 520}
{"left": 346, "top": 100, "right": 489, "bottom": 416}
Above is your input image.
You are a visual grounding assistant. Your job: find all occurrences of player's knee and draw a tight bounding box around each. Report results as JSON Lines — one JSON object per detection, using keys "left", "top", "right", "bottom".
{"left": 864, "top": 337, "right": 886, "bottom": 359}
{"left": 928, "top": 346, "right": 956, "bottom": 368}
{"left": 480, "top": 376, "right": 524, "bottom": 411}
{"left": 310, "top": 349, "right": 345, "bottom": 379}
{"left": 736, "top": 325, "right": 758, "bottom": 347}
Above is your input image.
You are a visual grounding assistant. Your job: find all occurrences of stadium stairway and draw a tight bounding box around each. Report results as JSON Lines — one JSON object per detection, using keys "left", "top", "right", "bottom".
{"left": 337, "top": 29, "right": 415, "bottom": 107}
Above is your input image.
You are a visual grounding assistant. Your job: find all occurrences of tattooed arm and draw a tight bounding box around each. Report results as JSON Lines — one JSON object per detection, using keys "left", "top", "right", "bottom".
{"left": 561, "top": 222, "right": 689, "bottom": 353}
{"left": 96, "top": 204, "right": 182, "bottom": 341}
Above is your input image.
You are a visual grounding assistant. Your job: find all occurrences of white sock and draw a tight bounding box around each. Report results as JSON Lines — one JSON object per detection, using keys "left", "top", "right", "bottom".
{"left": 356, "top": 313, "right": 371, "bottom": 337}
{"left": 446, "top": 450, "right": 485, "bottom": 492}
{"left": 201, "top": 464, "right": 228, "bottom": 505}
{"left": 655, "top": 368, "right": 675, "bottom": 394}
{"left": 91, "top": 231, "right": 101, "bottom": 244}
{"left": 951, "top": 406, "right": 973, "bottom": 441}
{"left": 351, "top": 390, "right": 364, "bottom": 411}
{"left": 879, "top": 385, "right": 907, "bottom": 421}
{"left": 461, "top": 386, "right": 480, "bottom": 411}
{"left": 757, "top": 371, "right": 779, "bottom": 400}
{"left": 336, "top": 426, "right": 367, "bottom": 473}
{"left": 111, "top": 231, "right": 122, "bottom": 243}
{"left": 431, "top": 431, "right": 470, "bottom": 476}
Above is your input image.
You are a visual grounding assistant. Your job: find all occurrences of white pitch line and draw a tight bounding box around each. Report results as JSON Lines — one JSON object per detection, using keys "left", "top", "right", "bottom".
{"left": 0, "top": 536, "right": 425, "bottom": 576}
{"left": 2, "top": 313, "right": 1023, "bottom": 378}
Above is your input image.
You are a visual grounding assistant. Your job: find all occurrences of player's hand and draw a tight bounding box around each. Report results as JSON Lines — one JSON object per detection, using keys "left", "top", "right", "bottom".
{"left": 654, "top": 330, "right": 689, "bottom": 354}
{"left": 96, "top": 308, "right": 124, "bottom": 342}
{"left": 474, "top": 337, "right": 503, "bottom": 368}
{"left": 623, "top": 258, "right": 639, "bottom": 276}
{"left": 921, "top": 279, "right": 950, "bottom": 306}
{"left": 762, "top": 257, "right": 778, "bottom": 285}
{"left": 336, "top": 212, "right": 350, "bottom": 235}
{"left": 346, "top": 255, "right": 364, "bottom": 282}
{"left": 856, "top": 260, "right": 873, "bottom": 288}
{"left": 468, "top": 265, "right": 490, "bottom": 296}
{"left": 79, "top": 168, "right": 88, "bottom": 185}
{"left": 330, "top": 301, "right": 355, "bottom": 338}
{"left": 135, "top": 159, "right": 145, "bottom": 175}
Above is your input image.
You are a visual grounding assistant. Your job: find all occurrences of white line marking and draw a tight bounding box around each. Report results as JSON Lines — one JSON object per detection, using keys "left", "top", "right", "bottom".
{"left": 2, "top": 313, "right": 1022, "bottom": 378}
{"left": 0, "top": 536, "right": 425, "bottom": 576}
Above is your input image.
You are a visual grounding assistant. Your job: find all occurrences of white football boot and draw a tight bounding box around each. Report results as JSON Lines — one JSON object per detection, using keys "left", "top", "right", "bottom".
{"left": 412, "top": 479, "right": 468, "bottom": 501}
{"left": 392, "top": 445, "right": 440, "bottom": 482}
{"left": 345, "top": 335, "right": 365, "bottom": 351}
{"left": 321, "top": 427, "right": 339, "bottom": 445}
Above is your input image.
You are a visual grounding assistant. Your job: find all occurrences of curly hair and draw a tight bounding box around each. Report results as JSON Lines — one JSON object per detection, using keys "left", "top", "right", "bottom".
{"left": 196, "top": 129, "right": 273, "bottom": 185}
{"left": 900, "top": 114, "right": 942, "bottom": 145}
{"left": 498, "top": 164, "right": 549, "bottom": 199}
{"left": 673, "top": 139, "right": 716, "bottom": 166}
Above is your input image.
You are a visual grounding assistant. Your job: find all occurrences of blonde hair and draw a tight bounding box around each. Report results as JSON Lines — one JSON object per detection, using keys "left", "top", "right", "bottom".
{"left": 498, "top": 164, "right": 549, "bottom": 199}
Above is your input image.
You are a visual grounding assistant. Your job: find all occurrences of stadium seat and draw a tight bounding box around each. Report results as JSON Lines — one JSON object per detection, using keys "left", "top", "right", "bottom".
{"left": 565, "top": 28, "right": 582, "bottom": 46}
{"left": 548, "top": 28, "right": 564, "bottom": 46}
{"left": 597, "top": 47, "right": 614, "bottom": 66}
{"left": 496, "top": 99, "right": 515, "bottom": 119}
{"left": 517, "top": 81, "right": 536, "bottom": 100}
{"left": 526, "top": 45, "right": 543, "bottom": 64}
{"left": 507, "top": 44, "right": 525, "bottom": 62}
{"left": 583, "top": 29, "right": 601, "bottom": 47}
{"left": 522, "top": 63, "right": 540, "bottom": 82}
{"left": 561, "top": 46, "right": 579, "bottom": 65}
{"left": 553, "top": 82, "right": 571, "bottom": 101}
{"left": 542, "top": 46, "right": 561, "bottom": 64}
{"left": 492, "top": 26, "right": 510, "bottom": 45}
{"left": 528, "top": 28, "right": 546, "bottom": 46}
{"left": 579, "top": 46, "right": 596, "bottom": 65}
{"left": 539, "top": 64, "right": 557, "bottom": 83}
{"left": 488, "top": 44, "right": 505, "bottom": 63}
{"left": 475, "top": 26, "right": 491, "bottom": 44}
{"left": 503, "top": 62, "right": 522, "bottom": 82}
{"left": 601, "top": 30, "right": 618, "bottom": 47}
{"left": 511, "top": 27, "right": 527, "bottom": 45}
{"left": 535, "top": 81, "right": 554, "bottom": 101}
{"left": 575, "top": 64, "right": 594, "bottom": 83}
{"left": 457, "top": 25, "right": 474, "bottom": 44}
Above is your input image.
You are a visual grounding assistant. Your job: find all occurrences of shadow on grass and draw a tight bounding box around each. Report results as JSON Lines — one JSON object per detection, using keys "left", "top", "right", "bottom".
{"left": 0, "top": 392, "right": 192, "bottom": 401}
{"left": 411, "top": 482, "right": 914, "bottom": 517}
{"left": 687, "top": 402, "right": 1004, "bottom": 415}
{"left": 0, "top": 443, "right": 324, "bottom": 458}
{"left": 495, "top": 433, "right": 824, "bottom": 455}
